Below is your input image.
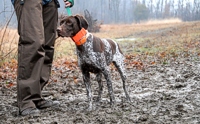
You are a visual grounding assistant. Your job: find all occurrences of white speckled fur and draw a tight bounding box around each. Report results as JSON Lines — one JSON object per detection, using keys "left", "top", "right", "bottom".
{"left": 77, "top": 33, "right": 130, "bottom": 110}
{"left": 57, "top": 15, "right": 131, "bottom": 110}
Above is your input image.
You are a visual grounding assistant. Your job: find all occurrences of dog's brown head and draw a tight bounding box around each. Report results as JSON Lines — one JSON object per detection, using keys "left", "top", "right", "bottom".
{"left": 57, "top": 15, "right": 88, "bottom": 37}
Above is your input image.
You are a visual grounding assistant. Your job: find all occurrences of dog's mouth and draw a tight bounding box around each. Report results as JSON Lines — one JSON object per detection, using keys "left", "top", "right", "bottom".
{"left": 57, "top": 28, "right": 73, "bottom": 38}
{"left": 57, "top": 27, "right": 67, "bottom": 37}
{"left": 57, "top": 32, "right": 64, "bottom": 37}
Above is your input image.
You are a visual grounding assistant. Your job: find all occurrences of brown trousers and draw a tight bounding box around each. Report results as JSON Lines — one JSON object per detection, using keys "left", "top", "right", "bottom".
{"left": 14, "top": 0, "right": 58, "bottom": 112}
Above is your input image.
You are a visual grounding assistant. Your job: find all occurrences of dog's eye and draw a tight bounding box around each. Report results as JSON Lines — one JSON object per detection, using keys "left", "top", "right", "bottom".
{"left": 66, "top": 22, "right": 73, "bottom": 26}
{"left": 60, "top": 21, "right": 65, "bottom": 25}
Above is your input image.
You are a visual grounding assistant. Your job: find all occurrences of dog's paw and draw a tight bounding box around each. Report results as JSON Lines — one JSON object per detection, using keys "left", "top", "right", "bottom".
{"left": 109, "top": 99, "right": 116, "bottom": 106}
{"left": 85, "top": 102, "right": 94, "bottom": 111}
{"left": 126, "top": 96, "right": 131, "bottom": 102}
{"left": 94, "top": 97, "right": 102, "bottom": 103}
{"left": 86, "top": 106, "right": 93, "bottom": 111}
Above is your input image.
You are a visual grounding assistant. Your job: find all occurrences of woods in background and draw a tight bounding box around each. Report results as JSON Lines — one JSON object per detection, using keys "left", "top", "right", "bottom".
{"left": 0, "top": 0, "right": 200, "bottom": 25}
{"left": 72, "top": 0, "right": 200, "bottom": 23}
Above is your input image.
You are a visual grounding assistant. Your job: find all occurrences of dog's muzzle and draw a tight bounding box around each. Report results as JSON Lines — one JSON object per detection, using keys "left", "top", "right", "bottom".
{"left": 56, "top": 27, "right": 64, "bottom": 37}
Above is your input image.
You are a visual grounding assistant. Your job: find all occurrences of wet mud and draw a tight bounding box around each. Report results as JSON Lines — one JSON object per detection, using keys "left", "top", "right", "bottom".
{"left": 0, "top": 55, "right": 200, "bottom": 124}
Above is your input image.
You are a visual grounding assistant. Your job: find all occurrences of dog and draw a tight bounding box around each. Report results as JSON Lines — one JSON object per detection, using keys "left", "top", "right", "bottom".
{"left": 57, "top": 15, "right": 130, "bottom": 110}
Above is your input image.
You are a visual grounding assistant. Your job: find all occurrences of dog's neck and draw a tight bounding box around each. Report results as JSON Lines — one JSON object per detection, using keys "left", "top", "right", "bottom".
{"left": 71, "top": 28, "right": 88, "bottom": 46}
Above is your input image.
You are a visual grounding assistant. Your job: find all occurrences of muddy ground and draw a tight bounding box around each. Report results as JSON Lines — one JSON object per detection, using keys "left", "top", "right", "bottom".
{"left": 0, "top": 53, "right": 200, "bottom": 124}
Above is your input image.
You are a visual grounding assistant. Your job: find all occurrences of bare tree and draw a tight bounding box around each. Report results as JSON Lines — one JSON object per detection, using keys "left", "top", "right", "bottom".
{"left": 163, "top": 0, "right": 171, "bottom": 18}
{"left": 2, "top": 0, "right": 200, "bottom": 25}
{"left": 193, "top": 0, "right": 200, "bottom": 20}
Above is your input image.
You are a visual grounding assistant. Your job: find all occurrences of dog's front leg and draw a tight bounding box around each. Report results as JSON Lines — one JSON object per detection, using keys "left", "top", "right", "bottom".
{"left": 102, "top": 67, "right": 115, "bottom": 105}
{"left": 82, "top": 70, "right": 93, "bottom": 110}
{"left": 96, "top": 73, "right": 103, "bottom": 102}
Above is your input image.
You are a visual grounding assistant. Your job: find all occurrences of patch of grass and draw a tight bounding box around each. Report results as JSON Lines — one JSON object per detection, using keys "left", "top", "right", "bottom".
{"left": 1, "top": 19, "right": 200, "bottom": 64}
{"left": 0, "top": 28, "right": 18, "bottom": 62}
{"left": 54, "top": 37, "right": 77, "bottom": 60}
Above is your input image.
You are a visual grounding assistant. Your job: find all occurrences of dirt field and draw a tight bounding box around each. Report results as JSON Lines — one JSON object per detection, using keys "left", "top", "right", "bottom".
{"left": 0, "top": 20, "right": 200, "bottom": 123}
{"left": 1, "top": 55, "right": 200, "bottom": 123}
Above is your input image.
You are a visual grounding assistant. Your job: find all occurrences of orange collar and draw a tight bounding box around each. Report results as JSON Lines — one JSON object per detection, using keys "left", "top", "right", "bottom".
{"left": 71, "top": 28, "right": 87, "bottom": 46}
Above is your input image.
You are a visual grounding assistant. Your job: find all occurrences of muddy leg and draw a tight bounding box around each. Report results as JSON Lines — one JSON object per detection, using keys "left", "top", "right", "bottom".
{"left": 102, "top": 67, "right": 115, "bottom": 105}
{"left": 82, "top": 70, "right": 93, "bottom": 110}
{"left": 113, "top": 62, "right": 131, "bottom": 102}
{"left": 96, "top": 73, "right": 103, "bottom": 102}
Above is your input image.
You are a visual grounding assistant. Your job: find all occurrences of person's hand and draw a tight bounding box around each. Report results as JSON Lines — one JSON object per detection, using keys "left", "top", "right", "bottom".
{"left": 64, "top": 0, "right": 72, "bottom": 8}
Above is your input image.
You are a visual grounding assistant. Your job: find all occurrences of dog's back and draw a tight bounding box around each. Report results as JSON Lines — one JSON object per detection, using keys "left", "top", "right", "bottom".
{"left": 57, "top": 15, "right": 130, "bottom": 109}
{"left": 77, "top": 33, "right": 124, "bottom": 69}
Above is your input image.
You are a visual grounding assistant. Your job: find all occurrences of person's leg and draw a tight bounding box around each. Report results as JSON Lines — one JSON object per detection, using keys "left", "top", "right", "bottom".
{"left": 34, "top": 0, "right": 60, "bottom": 109}
{"left": 40, "top": 0, "right": 58, "bottom": 89}
{"left": 14, "top": 0, "right": 45, "bottom": 112}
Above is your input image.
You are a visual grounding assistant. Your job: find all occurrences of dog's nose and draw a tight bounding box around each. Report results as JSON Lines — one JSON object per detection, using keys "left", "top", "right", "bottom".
{"left": 57, "top": 27, "right": 62, "bottom": 32}
{"left": 56, "top": 27, "right": 63, "bottom": 37}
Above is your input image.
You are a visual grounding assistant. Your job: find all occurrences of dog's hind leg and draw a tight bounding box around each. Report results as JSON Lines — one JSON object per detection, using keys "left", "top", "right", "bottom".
{"left": 96, "top": 73, "right": 103, "bottom": 102}
{"left": 113, "top": 61, "right": 131, "bottom": 102}
{"left": 82, "top": 70, "right": 93, "bottom": 110}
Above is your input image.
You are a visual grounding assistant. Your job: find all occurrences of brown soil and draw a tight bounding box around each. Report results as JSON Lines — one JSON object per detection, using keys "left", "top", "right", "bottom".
{"left": 0, "top": 54, "right": 200, "bottom": 123}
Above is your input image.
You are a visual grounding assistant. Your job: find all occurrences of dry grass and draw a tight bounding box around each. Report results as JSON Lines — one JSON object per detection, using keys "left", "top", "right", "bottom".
{"left": 94, "top": 19, "right": 200, "bottom": 56}
{"left": 54, "top": 37, "right": 76, "bottom": 59}
{"left": 0, "top": 28, "right": 18, "bottom": 62}
{"left": 1, "top": 19, "right": 200, "bottom": 63}
{"left": 94, "top": 18, "right": 183, "bottom": 39}
{"left": 142, "top": 18, "right": 182, "bottom": 25}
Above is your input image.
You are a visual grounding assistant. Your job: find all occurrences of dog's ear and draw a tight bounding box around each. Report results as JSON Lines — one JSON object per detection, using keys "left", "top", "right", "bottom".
{"left": 74, "top": 15, "right": 89, "bottom": 30}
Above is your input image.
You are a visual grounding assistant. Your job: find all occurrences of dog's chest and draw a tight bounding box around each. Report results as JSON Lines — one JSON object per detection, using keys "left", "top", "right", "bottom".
{"left": 77, "top": 34, "right": 113, "bottom": 70}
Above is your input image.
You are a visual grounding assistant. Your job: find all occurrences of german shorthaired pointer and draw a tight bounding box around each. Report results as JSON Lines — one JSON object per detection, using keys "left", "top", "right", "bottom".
{"left": 57, "top": 15, "right": 130, "bottom": 110}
